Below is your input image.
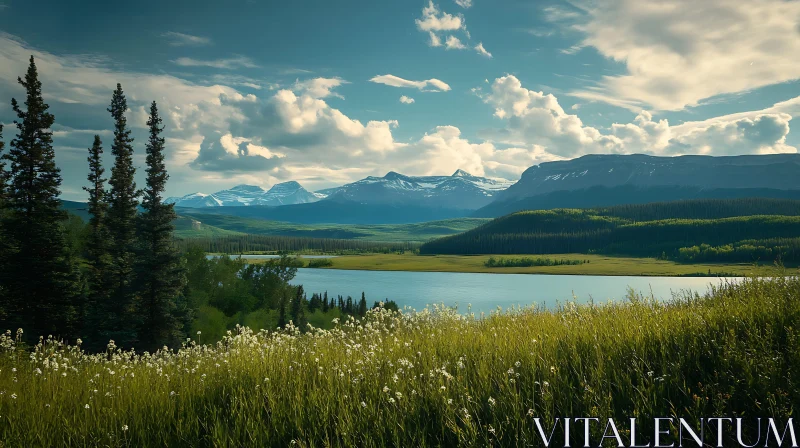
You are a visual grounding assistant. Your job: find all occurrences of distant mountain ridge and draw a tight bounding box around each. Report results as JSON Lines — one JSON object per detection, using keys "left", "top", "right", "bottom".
{"left": 166, "top": 181, "right": 324, "bottom": 208}
{"left": 168, "top": 170, "right": 513, "bottom": 212}
{"left": 318, "top": 170, "right": 513, "bottom": 210}
{"left": 480, "top": 153, "right": 800, "bottom": 216}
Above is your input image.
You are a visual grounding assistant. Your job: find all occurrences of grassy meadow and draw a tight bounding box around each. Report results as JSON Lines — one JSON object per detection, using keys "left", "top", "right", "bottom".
{"left": 265, "top": 252, "right": 780, "bottom": 277}
{"left": 0, "top": 275, "right": 798, "bottom": 446}
{"left": 176, "top": 214, "right": 490, "bottom": 243}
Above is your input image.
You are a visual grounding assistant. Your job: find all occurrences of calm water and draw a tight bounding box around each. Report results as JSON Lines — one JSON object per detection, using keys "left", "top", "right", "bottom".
{"left": 206, "top": 254, "right": 338, "bottom": 260}
{"left": 290, "top": 269, "right": 741, "bottom": 316}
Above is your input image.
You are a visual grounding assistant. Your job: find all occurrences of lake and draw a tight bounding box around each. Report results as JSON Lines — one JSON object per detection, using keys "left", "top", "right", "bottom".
{"left": 290, "top": 269, "right": 741, "bottom": 316}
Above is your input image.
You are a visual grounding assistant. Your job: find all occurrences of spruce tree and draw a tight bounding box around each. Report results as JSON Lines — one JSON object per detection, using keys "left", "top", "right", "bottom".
{"left": 105, "top": 83, "right": 139, "bottom": 347}
{"left": 136, "top": 101, "right": 187, "bottom": 351}
{"left": 291, "top": 285, "right": 307, "bottom": 329}
{"left": 358, "top": 292, "right": 367, "bottom": 317}
{"left": 277, "top": 295, "right": 287, "bottom": 329}
{"left": 1, "top": 56, "right": 80, "bottom": 339}
{"left": 0, "top": 124, "right": 8, "bottom": 321}
{"left": 83, "top": 135, "right": 113, "bottom": 347}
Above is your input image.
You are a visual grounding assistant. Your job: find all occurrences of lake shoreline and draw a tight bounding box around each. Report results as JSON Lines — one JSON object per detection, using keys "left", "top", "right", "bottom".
{"left": 235, "top": 253, "right": 783, "bottom": 277}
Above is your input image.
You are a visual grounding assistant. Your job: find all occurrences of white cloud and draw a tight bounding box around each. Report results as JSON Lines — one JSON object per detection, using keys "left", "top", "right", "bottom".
{"left": 474, "top": 42, "right": 492, "bottom": 58}
{"left": 369, "top": 74, "right": 451, "bottom": 92}
{"left": 557, "top": 0, "right": 800, "bottom": 110}
{"left": 428, "top": 31, "right": 442, "bottom": 47}
{"left": 416, "top": 1, "right": 463, "bottom": 32}
{"left": 454, "top": 0, "right": 472, "bottom": 8}
{"left": 484, "top": 75, "right": 797, "bottom": 158}
{"left": 293, "top": 77, "right": 347, "bottom": 99}
{"left": 445, "top": 36, "right": 466, "bottom": 50}
{"left": 161, "top": 32, "right": 211, "bottom": 47}
{"left": 399, "top": 96, "right": 415, "bottom": 104}
{"left": 172, "top": 55, "right": 258, "bottom": 69}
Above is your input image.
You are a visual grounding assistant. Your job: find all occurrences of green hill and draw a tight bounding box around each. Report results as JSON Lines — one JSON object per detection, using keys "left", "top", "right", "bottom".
{"left": 421, "top": 198, "right": 800, "bottom": 263}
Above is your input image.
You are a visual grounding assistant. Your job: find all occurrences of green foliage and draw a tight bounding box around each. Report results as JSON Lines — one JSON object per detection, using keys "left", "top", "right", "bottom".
{"left": 82, "top": 135, "right": 113, "bottom": 349}
{"left": 422, "top": 199, "right": 800, "bottom": 262}
{"left": 135, "top": 102, "right": 187, "bottom": 352}
{"left": 307, "top": 258, "right": 333, "bottom": 268}
{"left": 1, "top": 275, "right": 797, "bottom": 446}
{"left": 0, "top": 56, "right": 82, "bottom": 340}
{"left": 485, "top": 256, "right": 585, "bottom": 267}
{"left": 105, "top": 83, "right": 139, "bottom": 347}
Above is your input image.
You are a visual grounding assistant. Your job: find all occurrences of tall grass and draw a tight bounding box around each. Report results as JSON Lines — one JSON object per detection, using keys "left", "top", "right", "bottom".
{"left": 0, "top": 275, "right": 798, "bottom": 446}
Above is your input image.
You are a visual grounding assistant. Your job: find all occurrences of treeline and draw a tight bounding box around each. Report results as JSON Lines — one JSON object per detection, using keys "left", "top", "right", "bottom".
{"left": 421, "top": 203, "right": 800, "bottom": 263}
{"left": 676, "top": 238, "right": 800, "bottom": 263}
{"left": 185, "top": 247, "right": 397, "bottom": 341}
{"left": 484, "top": 256, "right": 586, "bottom": 267}
{"left": 593, "top": 197, "right": 800, "bottom": 221}
{"left": 0, "top": 57, "right": 188, "bottom": 352}
{"left": 176, "top": 234, "right": 418, "bottom": 254}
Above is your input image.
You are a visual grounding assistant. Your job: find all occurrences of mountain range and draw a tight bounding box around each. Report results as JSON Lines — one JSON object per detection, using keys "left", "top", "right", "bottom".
{"left": 116, "top": 154, "right": 800, "bottom": 225}
{"left": 476, "top": 153, "right": 800, "bottom": 217}
{"left": 167, "top": 170, "right": 513, "bottom": 211}
{"left": 166, "top": 181, "right": 325, "bottom": 208}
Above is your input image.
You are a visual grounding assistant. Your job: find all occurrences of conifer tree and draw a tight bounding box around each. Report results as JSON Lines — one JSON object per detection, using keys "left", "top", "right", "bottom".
{"left": 105, "top": 83, "right": 139, "bottom": 346}
{"left": 291, "top": 285, "right": 307, "bottom": 329}
{"left": 277, "top": 295, "right": 287, "bottom": 329}
{"left": 0, "top": 124, "right": 8, "bottom": 321}
{"left": 1, "top": 56, "right": 80, "bottom": 339}
{"left": 322, "top": 291, "right": 329, "bottom": 313}
{"left": 83, "top": 135, "right": 113, "bottom": 346}
{"left": 136, "top": 101, "right": 187, "bottom": 351}
{"left": 358, "top": 292, "right": 367, "bottom": 317}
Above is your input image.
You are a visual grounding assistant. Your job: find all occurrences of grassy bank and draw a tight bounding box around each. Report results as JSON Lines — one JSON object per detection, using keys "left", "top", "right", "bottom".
{"left": 0, "top": 275, "right": 798, "bottom": 446}
{"left": 258, "top": 253, "right": 781, "bottom": 277}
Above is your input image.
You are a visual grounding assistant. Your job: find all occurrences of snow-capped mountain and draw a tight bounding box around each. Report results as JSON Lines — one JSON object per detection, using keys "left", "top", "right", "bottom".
{"left": 319, "top": 170, "right": 513, "bottom": 210}
{"left": 166, "top": 181, "right": 324, "bottom": 208}
{"left": 256, "top": 181, "right": 326, "bottom": 206}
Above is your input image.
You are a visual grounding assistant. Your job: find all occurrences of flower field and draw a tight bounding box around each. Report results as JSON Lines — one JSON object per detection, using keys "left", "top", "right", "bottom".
{"left": 1, "top": 275, "right": 798, "bottom": 446}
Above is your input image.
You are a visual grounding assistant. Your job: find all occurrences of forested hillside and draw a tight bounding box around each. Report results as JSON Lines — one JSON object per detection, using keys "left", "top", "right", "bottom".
{"left": 474, "top": 184, "right": 800, "bottom": 217}
{"left": 422, "top": 198, "right": 800, "bottom": 262}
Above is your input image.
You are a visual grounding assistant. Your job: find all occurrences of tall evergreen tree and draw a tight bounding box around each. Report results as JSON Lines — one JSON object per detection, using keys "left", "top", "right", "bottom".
{"left": 1, "top": 56, "right": 80, "bottom": 339}
{"left": 277, "top": 295, "right": 287, "bottom": 329}
{"left": 358, "top": 293, "right": 367, "bottom": 317}
{"left": 291, "top": 285, "right": 307, "bottom": 329}
{"left": 136, "top": 101, "right": 187, "bottom": 351}
{"left": 0, "top": 124, "right": 8, "bottom": 322}
{"left": 83, "top": 135, "right": 113, "bottom": 346}
{"left": 105, "top": 83, "right": 139, "bottom": 347}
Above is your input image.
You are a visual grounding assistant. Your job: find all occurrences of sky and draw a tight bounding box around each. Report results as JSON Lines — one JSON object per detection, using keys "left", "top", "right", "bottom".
{"left": 0, "top": 0, "right": 799, "bottom": 200}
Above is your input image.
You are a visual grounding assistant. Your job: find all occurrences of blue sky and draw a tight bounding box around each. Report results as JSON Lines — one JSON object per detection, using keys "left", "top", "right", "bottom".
{"left": 0, "top": 0, "right": 799, "bottom": 200}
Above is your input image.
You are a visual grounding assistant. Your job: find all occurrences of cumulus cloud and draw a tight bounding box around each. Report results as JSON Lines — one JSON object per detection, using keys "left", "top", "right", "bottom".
{"left": 190, "top": 133, "right": 285, "bottom": 172}
{"left": 474, "top": 42, "right": 492, "bottom": 58}
{"left": 399, "top": 96, "right": 415, "bottom": 104}
{"left": 293, "top": 77, "right": 347, "bottom": 99}
{"left": 484, "top": 75, "right": 797, "bottom": 158}
{"left": 554, "top": 0, "right": 800, "bottom": 110}
{"left": 161, "top": 32, "right": 211, "bottom": 47}
{"left": 369, "top": 74, "right": 451, "bottom": 92}
{"left": 172, "top": 55, "right": 258, "bottom": 69}
{"left": 417, "top": 1, "right": 488, "bottom": 58}
{"left": 416, "top": 1, "right": 463, "bottom": 32}
{"left": 445, "top": 36, "right": 467, "bottom": 50}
